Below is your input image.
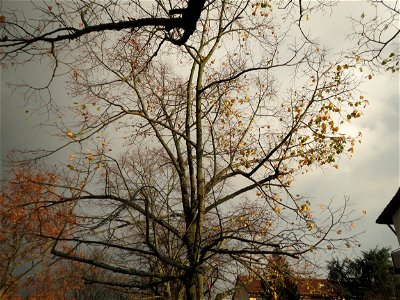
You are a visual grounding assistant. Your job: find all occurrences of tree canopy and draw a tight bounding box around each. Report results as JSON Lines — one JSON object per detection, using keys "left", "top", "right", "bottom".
{"left": 0, "top": 1, "right": 399, "bottom": 299}
{"left": 0, "top": 168, "right": 82, "bottom": 299}
{"left": 262, "top": 255, "right": 300, "bottom": 300}
{"left": 327, "top": 247, "right": 400, "bottom": 299}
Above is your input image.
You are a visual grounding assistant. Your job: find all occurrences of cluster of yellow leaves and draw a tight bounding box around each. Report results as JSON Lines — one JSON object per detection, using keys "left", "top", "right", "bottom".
{"left": 299, "top": 203, "right": 312, "bottom": 218}
{"left": 219, "top": 97, "right": 246, "bottom": 124}
{"left": 297, "top": 200, "right": 316, "bottom": 231}
{"left": 215, "top": 95, "right": 259, "bottom": 167}
{"left": 84, "top": 149, "right": 95, "bottom": 161}
{"left": 382, "top": 52, "right": 400, "bottom": 73}
{"left": 251, "top": 1, "right": 272, "bottom": 17}
{"left": 239, "top": 148, "right": 257, "bottom": 159}
{"left": 288, "top": 86, "right": 368, "bottom": 170}
{"left": 306, "top": 220, "right": 315, "bottom": 231}
{"left": 64, "top": 129, "right": 109, "bottom": 173}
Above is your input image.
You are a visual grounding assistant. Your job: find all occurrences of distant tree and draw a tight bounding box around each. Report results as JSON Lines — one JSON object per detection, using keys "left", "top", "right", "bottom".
{"left": 74, "top": 269, "right": 132, "bottom": 300}
{"left": 327, "top": 247, "right": 400, "bottom": 300}
{"left": 261, "top": 255, "right": 300, "bottom": 300}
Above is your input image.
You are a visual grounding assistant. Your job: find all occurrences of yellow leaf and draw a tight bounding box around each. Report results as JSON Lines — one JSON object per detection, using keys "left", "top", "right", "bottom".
{"left": 66, "top": 131, "right": 76, "bottom": 139}
{"left": 212, "top": 226, "right": 220, "bottom": 231}
{"left": 67, "top": 164, "right": 75, "bottom": 171}
{"left": 300, "top": 204, "right": 309, "bottom": 212}
{"left": 274, "top": 205, "right": 281, "bottom": 214}
{"left": 306, "top": 221, "right": 314, "bottom": 231}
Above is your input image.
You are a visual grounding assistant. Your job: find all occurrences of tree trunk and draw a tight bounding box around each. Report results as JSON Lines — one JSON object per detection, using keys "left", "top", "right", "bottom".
{"left": 185, "top": 216, "right": 204, "bottom": 300}
{"left": 186, "top": 272, "right": 204, "bottom": 300}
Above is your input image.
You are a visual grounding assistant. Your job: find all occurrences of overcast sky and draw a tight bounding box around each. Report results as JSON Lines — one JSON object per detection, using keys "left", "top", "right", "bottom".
{"left": 293, "top": 2, "right": 399, "bottom": 257}
{"left": 0, "top": 1, "right": 399, "bottom": 264}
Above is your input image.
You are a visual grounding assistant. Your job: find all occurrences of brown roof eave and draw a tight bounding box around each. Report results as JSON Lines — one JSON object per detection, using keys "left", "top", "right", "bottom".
{"left": 376, "top": 188, "right": 400, "bottom": 225}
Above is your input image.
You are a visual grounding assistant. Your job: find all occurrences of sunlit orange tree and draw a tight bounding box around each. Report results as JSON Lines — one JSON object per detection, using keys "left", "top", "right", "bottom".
{"left": 1, "top": 1, "right": 394, "bottom": 299}
{"left": 0, "top": 168, "right": 82, "bottom": 299}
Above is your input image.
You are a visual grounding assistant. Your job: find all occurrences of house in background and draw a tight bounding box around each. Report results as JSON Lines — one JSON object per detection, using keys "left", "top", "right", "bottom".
{"left": 376, "top": 187, "right": 400, "bottom": 272}
{"left": 232, "top": 275, "right": 337, "bottom": 300}
{"left": 296, "top": 278, "right": 337, "bottom": 300}
{"left": 232, "top": 276, "right": 264, "bottom": 300}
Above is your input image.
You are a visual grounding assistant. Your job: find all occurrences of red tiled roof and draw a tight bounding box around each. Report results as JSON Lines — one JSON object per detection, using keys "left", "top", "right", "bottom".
{"left": 236, "top": 275, "right": 336, "bottom": 298}
{"left": 296, "top": 278, "right": 336, "bottom": 297}
{"left": 237, "top": 275, "right": 263, "bottom": 295}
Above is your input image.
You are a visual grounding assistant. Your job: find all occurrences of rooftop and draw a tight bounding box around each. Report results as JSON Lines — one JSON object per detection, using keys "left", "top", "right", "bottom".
{"left": 376, "top": 187, "right": 400, "bottom": 225}
{"left": 235, "top": 275, "right": 336, "bottom": 298}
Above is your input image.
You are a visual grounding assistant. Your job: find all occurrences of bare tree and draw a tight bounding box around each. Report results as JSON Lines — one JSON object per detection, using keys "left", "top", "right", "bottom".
{"left": 0, "top": 1, "right": 385, "bottom": 300}
{"left": 349, "top": 0, "right": 399, "bottom": 72}
{"left": 0, "top": 0, "right": 206, "bottom": 50}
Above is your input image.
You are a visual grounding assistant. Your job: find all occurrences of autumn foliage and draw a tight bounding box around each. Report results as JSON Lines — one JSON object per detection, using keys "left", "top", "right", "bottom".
{"left": 0, "top": 168, "right": 82, "bottom": 299}
{"left": 0, "top": 0, "right": 398, "bottom": 298}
